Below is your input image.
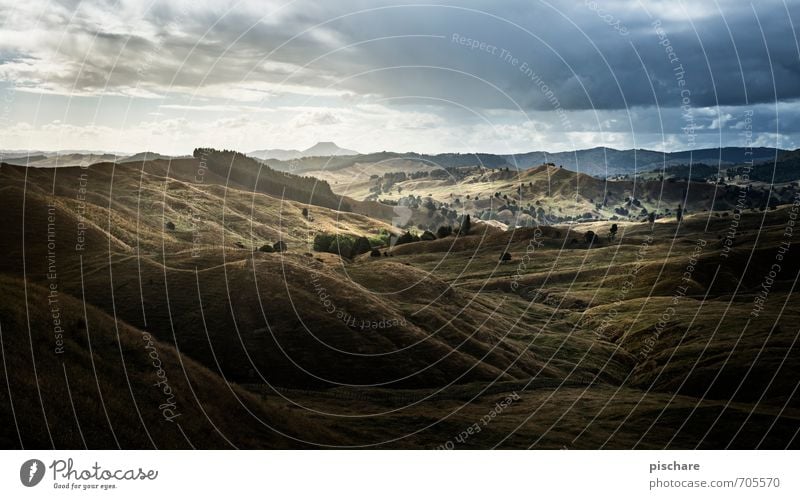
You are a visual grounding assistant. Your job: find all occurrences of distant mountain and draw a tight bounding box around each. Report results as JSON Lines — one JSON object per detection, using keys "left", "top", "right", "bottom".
{"left": 249, "top": 141, "right": 358, "bottom": 161}
{"left": 0, "top": 154, "right": 48, "bottom": 165}
{"left": 502, "top": 147, "right": 785, "bottom": 176}
{"left": 264, "top": 151, "right": 513, "bottom": 174}
{"left": 248, "top": 147, "right": 303, "bottom": 161}
{"left": 0, "top": 152, "right": 119, "bottom": 167}
{"left": 118, "top": 151, "right": 177, "bottom": 163}
{"left": 257, "top": 146, "right": 787, "bottom": 178}
{"left": 302, "top": 141, "right": 358, "bottom": 157}
{"left": 6, "top": 145, "right": 790, "bottom": 180}
{"left": 0, "top": 148, "right": 129, "bottom": 156}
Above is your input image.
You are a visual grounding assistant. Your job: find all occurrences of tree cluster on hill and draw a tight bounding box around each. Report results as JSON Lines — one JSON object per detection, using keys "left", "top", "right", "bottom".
{"left": 313, "top": 233, "right": 372, "bottom": 258}
{"left": 194, "top": 148, "right": 349, "bottom": 211}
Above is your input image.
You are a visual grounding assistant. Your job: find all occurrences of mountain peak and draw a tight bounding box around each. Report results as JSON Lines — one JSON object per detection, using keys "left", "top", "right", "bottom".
{"left": 302, "top": 142, "right": 358, "bottom": 157}
{"left": 248, "top": 142, "right": 358, "bottom": 161}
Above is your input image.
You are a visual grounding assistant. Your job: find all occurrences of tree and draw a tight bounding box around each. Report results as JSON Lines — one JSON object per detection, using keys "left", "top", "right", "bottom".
{"left": 500, "top": 252, "right": 512, "bottom": 262}
{"left": 313, "top": 233, "right": 334, "bottom": 252}
{"left": 676, "top": 204, "right": 683, "bottom": 222}
{"left": 436, "top": 226, "right": 453, "bottom": 238}
{"left": 302, "top": 207, "right": 309, "bottom": 218}
{"left": 609, "top": 223, "right": 618, "bottom": 241}
{"left": 420, "top": 230, "right": 436, "bottom": 241}
{"left": 273, "top": 240, "right": 288, "bottom": 252}
{"left": 396, "top": 231, "right": 415, "bottom": 245}
{"left": 584, "top": 231, "right": 598, "bottom": 246}
{"left": 259, "top": 244, "right": 274, "bottom": 253}
{"left": 648, "top": 212, "right": 656, "bottom": 224}
{"left": 350, "top": 236, "right": 372, "bottom": 258}
{"left": 328, "top": 236, "right": 353, "bottom": 256}
{"left": 165, "top": 221, "right": 175, "bottom": 231}
{"left": 460, "top": 214, "right": 471, "bottom": 235}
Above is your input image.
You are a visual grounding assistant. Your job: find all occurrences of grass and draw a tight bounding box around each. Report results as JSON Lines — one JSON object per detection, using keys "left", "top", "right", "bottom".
{"left": 0, "top": 159, "right": 798, "bottom": 448}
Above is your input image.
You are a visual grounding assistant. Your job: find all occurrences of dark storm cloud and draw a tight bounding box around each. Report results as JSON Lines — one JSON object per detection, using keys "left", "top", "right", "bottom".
{"left": 1, "top": 0, "right": 798, "bottom": 151}
{"left": 286, "top": 0, "right": 800, "bottom": 112}
{"left": 5, "top": 0, "right": 798, "bottom": 110}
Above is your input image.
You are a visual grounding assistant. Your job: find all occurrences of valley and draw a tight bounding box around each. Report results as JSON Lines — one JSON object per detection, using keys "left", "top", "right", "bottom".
{"left": 1, "top": 150, "right": 798, "bottom": 449}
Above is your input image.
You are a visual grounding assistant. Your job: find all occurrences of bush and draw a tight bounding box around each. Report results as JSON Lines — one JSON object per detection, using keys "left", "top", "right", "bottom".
{"left": 460, "top": 214, "right": 471, "bottom": 235}
{"left": 273, "top": 241, "right": 288, "bottom": 252}
{"left": 328, "top": 236, "right": 353, "bottom": 256}
{"left": 315, "top": 232, "right": 375, "bottom": 258}
{"left": 351, "top": 236, "right": 372, "bottom": 257}
{"left": 165, "top": 221, "right": 175, "bottom": 231}
{"left": 584, "top": 231, "right": 598, "bottom": 246}
{"left": 368, "top": 228, "right": 392, "bottom": 248}
{"left": 313, "top": 233, "right": 335, "bottom": 252}
{"left": 420, "top": 230, "right": 436, "bottom": 241}
{"left": 436, "top": 225, "right": 453, "bottom": 238}
{"left": 259, "top": 244, "right": 274, "bottom": 253}
{"left": 500, "top": 252, "right": 512, "bottom": 262}
{"left": 370, "top": 249, "right": 381, "bottom": 257}
{"left": 395, "top": 231, "right": 417, "bottom": 245}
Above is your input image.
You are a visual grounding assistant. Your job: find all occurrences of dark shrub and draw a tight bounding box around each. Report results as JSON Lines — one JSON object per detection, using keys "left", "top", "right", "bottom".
{"left": 328, "top": 236, "right": 353, "bottom": 257}
{"left": 460, "top": 214, "right": 471, "bottom": 235}
{"left": 500, "top": 252, "right": 512, "bottom": 262}
{"left": 273, "top": 241, "right": 288, "bottom": 252}
{"left": 165, "top": 221, "right": 175, "bottom": 231}
{"left": 436, "top": 225, "right": 453, "bottom": 238}
{"left": 313, "top": 233, "right": 335, "bottom": 252}
{"left": 259, "top": 244, "right": 274, "bottom": 253}
{"left": 302, "top": 207, "right": 309, "bottom": 218}
{"left": 584, "top": 231, "right": 597, "bottom": 246}
{"left": 420, "top": 230, "right": 436, "bottom": 241}
{"left": 370, "top": 249, "right": 381, "bottom": 257}
{"left": 396, "top": 231, "right": 416, "bottom": 245}
{"left": 351, "top": 236, "right": 372, "bottom": 257}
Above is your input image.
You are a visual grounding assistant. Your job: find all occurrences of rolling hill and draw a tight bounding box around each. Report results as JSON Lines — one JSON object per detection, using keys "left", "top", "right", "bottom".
{"left": 259, "top": 146, "right": 789, "bottom": 179}
{"left": 1, "top": 150, "right": 798, "bottom": 449}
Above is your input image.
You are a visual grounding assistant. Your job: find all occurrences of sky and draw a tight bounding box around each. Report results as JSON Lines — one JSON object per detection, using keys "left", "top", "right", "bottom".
{"left": 0, "top": 0, "right": 799, "bottom": 155}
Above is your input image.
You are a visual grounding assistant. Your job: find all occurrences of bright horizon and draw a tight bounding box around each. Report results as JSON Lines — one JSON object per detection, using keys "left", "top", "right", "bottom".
{"left": 0, "top": 141, "right": 791, "bottom": 159}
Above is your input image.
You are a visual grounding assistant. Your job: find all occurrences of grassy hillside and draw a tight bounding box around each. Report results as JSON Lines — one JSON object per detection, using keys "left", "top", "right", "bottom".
{"left": 0, "top": 155, "right": 798, "bottom": 449}
{"left": 0, "top": 275, "right": 336, "bottom": 449}
{"left": 318, "top": 162, "right": 794, "bottom": 231}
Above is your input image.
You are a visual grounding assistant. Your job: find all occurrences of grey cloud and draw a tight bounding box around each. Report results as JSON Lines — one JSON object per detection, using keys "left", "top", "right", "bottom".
{"left": 3, "top": 0, "right": 798, "bottom": 111}
{"left": 1, "top": 0, "right": 798, "bottom": 153}
{"left": 294, "top": 0, "right": 800, "bottom": 111}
